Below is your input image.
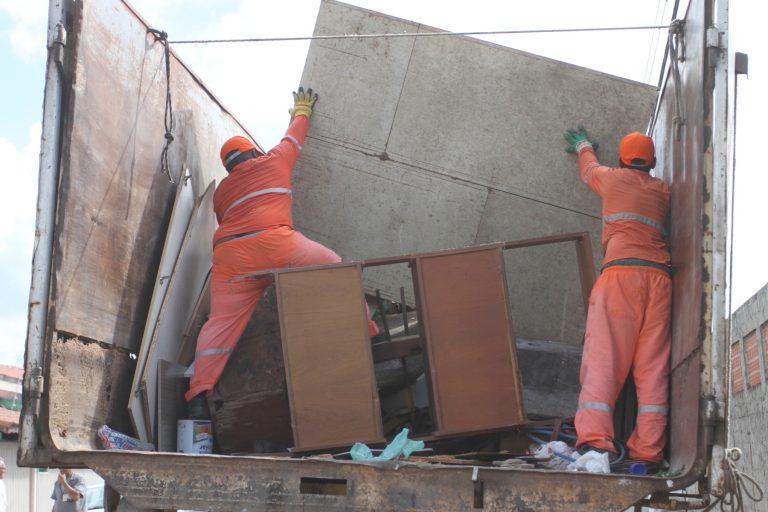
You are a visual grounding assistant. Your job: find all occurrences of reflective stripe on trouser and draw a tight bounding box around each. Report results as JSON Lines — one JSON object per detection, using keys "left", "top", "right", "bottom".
{"left": 575, "top": 265, "right": 671, "bottom": 462}
{"left": 185, "top": 226, "right": 379, "bottom": 401}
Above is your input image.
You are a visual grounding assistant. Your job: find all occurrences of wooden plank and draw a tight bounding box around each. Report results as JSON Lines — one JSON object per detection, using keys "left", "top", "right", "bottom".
{"left": 51, "top": 0, "right": 250, "bottom": 351}
{"left": 371, "top": 335, "right": 422, "bottom": 361}
{"left": 277, "top": 265, "right": 383, "bottom": 451}
{"left": 416, "top": 247, "right": 526, "bottom": 436}
{"left": 157, "top": 360, "right": 186, "bottom": 453}
{"left": 129, "top": 172, "right": 195, "bottom": 442}
{"left": 140, "top": 182, "right": 216, "bottom": 443}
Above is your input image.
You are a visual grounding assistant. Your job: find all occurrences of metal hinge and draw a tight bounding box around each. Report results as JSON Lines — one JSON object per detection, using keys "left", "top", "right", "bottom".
{"left": 52, "top": 23, "right": 67, "bottom": 73}
{"left": 706, "top": 26, "right": 727, "bottom": 69}
{"left": 29, "top": 364, "right": 45, "bottom": 419}
{"left": 706, "top": 26, "right": 726, "bottom": 50}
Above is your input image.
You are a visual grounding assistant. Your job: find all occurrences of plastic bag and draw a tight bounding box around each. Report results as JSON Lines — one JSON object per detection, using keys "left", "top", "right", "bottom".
{"left": 350, "top": 428, "right": 424, "bottom": 461}
{"left": 531, "top": 441, "right": 576, "bottom": 470}
{"left": 98, "top": 425, "right": 154, "bottom": 451}
{"left": 567, "top": 449, "right": 611, "bottom": 473}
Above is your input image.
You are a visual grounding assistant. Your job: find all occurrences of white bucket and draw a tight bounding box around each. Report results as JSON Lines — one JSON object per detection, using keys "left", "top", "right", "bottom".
{"left": 177, "top": 419, "right": 213, "bottom": 454}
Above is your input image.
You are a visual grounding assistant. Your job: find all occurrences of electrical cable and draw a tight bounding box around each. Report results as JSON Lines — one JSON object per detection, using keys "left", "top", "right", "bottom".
{"left": 168, "top": 24, "right": 672, "bottom": 45}
{"left": 643, "top": 0, "right": 669, "bottom": 83}
{"left": 702, "top": 449, "right": 764, "bottom": 511}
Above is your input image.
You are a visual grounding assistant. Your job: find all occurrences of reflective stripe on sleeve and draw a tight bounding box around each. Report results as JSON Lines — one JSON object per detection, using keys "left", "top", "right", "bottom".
{"left": 604, "top": 212, "right": 667, "bottom": 236}
{"left": 578, "top": 401, "right": 613, "bottom": 412}
{"left": 195, "top": 347, "right": 234, "bottom": 358}
{"left": 222, "top": 187, "right": 292, "bottom": 218}
{"left": 285, "top": 134, "right": 302, "bottom": 150}
{"left": 637, "top": 404, "right": 669, "bottom": 415}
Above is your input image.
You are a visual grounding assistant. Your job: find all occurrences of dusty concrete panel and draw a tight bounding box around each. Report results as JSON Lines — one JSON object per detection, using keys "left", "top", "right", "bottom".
{"left": 388, "top": 25, "right": 655, "bottom": 213}
{"left": 478, "top": 190, "right": 601, "bottom": 342}
{"left": 296, "top": 0, "right": 655, "bottom": 342}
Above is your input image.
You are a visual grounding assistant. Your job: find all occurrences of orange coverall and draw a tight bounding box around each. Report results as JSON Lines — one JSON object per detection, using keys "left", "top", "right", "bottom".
{"left": 186, "top": 115, "right": 378, "bottom": 401}
{"left": 574, "top": 146, "right": 672, "bottom": 463}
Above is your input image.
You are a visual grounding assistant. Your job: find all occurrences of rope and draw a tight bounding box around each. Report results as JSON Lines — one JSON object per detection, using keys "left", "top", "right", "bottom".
{"left": 667, "top": 20, "right": 686, "bottom": 141}
{"left": 702, "top": 448, "right": 764, "bottom": 511}
{"left": 148, "top": 28, "right": 175, "bottom": 183}
{"left": 168, "top": 24, "right": 672, "bottom": 45}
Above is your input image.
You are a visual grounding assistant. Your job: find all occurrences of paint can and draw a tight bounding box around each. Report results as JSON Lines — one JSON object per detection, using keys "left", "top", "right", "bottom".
{"left": 177, "top": 419, "right": 213, "bottom": 453}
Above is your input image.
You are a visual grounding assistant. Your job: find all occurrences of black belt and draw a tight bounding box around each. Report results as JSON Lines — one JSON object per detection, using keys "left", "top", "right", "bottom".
{"left": 602, "top": 258, "right": 673, "bottom": 276}
{"left": 214, "top": 229, "right": 265, "bottom": 247}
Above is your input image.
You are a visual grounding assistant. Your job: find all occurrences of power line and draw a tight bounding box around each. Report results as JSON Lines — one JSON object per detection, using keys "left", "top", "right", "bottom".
{"left": 169, "top": 24, "right": 672, "bottom": 45}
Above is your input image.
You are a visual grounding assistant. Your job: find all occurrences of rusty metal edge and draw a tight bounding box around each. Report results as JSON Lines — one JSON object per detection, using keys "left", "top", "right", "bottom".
{"left": 78, "top": 449, "right": 681, "bottom": 511}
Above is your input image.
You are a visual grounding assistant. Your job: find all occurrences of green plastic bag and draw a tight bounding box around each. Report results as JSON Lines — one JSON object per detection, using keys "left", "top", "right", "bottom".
{"left": 350, "top": 428, "right": 424, "bottom": 461}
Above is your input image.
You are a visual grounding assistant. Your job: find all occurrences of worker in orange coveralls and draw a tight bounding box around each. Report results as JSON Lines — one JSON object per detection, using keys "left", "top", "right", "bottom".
{"left": 564, "top": 126, "right": 672, "bottom": 464}
{"left": 186, "top": 87, "right": 378, "bottom": 403}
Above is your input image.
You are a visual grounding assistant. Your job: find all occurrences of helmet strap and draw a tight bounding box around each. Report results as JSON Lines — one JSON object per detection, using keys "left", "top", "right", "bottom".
{"left": 225, "top": 148, "right": 260, "bottom": 172}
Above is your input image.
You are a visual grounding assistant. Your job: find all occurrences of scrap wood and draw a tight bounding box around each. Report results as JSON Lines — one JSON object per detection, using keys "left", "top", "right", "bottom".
{"left": 407, "top": 455, "right": 494, "bottom": 466}
{"left": 453, "top": 450, "right": 532, "bottom": 461}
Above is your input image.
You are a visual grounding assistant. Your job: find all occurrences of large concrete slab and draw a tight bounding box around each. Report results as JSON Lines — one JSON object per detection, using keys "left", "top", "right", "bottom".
{"left": 295, "top": 0, "right": 656, "bottom": 343}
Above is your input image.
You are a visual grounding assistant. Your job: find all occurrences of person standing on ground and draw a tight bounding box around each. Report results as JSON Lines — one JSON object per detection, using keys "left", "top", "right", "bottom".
{"left": 564, "top": 126, "right": 672, "bottom": 464}
{"left": 51, "top": 468, "right": 87, "bottom": 512}
{"left": 186, "top": 87, "right": 378, "bottom": 403}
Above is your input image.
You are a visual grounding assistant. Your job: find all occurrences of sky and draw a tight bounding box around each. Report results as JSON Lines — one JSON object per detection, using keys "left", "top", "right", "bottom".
{"left": 0, "top": 0, "right": 764, "bottom": 367}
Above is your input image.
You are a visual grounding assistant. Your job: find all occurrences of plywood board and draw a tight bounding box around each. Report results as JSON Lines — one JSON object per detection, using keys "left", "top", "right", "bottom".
{"left": 129, "top": 173, "right": 195, "bottom": 442}
{"left": 416, "top": 248, "right": 525, "bottom": 435}
{"left": 276, "top": 265, "right": 383, "bottom": 451}
{"left": 41, "top": 0, "right": 258, "bottom": 453}
{"left": 140, "top": 182, "right": 216, "bottom": 442}
{"left": 51, "top": 0, "right": 249, "bottom": 351}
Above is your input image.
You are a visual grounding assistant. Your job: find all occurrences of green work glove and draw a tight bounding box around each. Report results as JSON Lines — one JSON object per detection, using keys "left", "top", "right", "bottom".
{"left": 289, "top": 86, "right": 318, "bottom": 119}
{"left": 564, "top": 125, "right": 599, "bottom": 154}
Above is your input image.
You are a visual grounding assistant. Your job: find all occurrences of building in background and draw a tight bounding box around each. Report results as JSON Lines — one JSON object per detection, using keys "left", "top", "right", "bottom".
{"left": 728, "top": 281, "right": 768, "bottom": 509}
{"left": 0, "top": 365, "right": 20, "bottom": 438}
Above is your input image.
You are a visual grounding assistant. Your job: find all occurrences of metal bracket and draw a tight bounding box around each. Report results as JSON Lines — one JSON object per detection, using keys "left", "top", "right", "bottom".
{"left": 734, "top": 52, "right": 749, "bottom": 76}
{"left": 29, "top": 364, "right": 45, "bottom": 419}
{"left": 702, "top": 395, "right": 718, "bottom": 447}
{"left": 706, "top": 26, "right": 726, "bottom": 50}
{"left": 706, "top": 26, "right": 727, "bottom": 69}
{"left": 52, "top": 23, "right": 67, "bottom": 74}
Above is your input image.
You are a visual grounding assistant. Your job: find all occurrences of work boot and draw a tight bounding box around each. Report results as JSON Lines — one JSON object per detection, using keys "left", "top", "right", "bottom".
{"left": 187, "top": 393, "right": 211, "bottom": 420}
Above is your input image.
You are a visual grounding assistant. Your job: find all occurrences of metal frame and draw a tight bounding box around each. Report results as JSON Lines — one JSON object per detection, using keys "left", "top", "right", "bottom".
{"left": 19, "top": 0, "right": 69, "bottom": 465}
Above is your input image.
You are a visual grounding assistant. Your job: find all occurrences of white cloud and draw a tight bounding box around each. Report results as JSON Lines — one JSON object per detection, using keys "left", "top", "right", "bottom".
{"left": 0, "top": 124, "right": 38, "bottom": 367}
{"left": 0, "top": 123, "right": 39, "bottom": 253}
{"left": 0, "top": 0, "right": 48, "bottom": 62}
{"left": 0, "top": 314, "right": 28, "bottom": 367}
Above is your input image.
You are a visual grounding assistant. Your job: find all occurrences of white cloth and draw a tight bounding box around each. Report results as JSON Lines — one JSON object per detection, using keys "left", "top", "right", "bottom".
{"left": 567, "top": 450, "right": 611, "bottom": 474}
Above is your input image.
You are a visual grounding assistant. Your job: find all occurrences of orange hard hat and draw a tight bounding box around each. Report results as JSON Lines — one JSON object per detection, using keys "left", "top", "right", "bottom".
{"left": 220, "top": 136, "right": 261, "bottom": 171}
{"left": 619, "top": 132, "right": 655, "bottom": 168}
